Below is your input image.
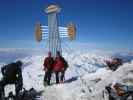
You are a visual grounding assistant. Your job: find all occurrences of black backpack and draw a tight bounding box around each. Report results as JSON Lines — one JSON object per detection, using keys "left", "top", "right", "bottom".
{"left": 61, "top": 57, "right": 68, "bottom": 70}
{"left": 1, "top": 63, "right": 20, "bottom": 80}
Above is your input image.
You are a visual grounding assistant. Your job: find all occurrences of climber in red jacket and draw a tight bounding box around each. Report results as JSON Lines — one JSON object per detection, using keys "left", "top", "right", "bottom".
{"left": 53, "top": 51, "right": 68, "bottom": 84}
{"left": 43, "top": 52, "right": 54, "bottom": 86}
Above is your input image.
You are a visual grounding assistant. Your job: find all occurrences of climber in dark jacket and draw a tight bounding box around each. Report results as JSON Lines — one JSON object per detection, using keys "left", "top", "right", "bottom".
{"left": 60, "top": 56, "right": 68, "bottom": 83}
{"left": 0, "top": 60, "right": 23, "bottom": 98}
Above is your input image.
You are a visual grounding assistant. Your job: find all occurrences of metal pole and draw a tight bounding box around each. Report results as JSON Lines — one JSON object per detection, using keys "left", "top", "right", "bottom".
{"left": 46, "top": 5, "right": 61, "bottom": 58}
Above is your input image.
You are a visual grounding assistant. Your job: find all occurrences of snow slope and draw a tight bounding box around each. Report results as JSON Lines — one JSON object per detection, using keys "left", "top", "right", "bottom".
{"left": 22, "top": 50, "right": 111, "bottom": 91}
{"left": 0, "top": 49, "right": 109, "bottom": 95}
{"left": 0, "top": 49, "right": 133, "bottom": 100}
{"left": 41, "top": 61, "right": 133, "bottom": 100}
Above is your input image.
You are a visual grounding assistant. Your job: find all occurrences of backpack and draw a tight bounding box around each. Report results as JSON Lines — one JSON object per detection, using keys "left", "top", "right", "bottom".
{"left": 61, "top": 57, "right": 68, "bottom": 70}
{"left": 2, "top": 63, "right": 20, "bottom": 80}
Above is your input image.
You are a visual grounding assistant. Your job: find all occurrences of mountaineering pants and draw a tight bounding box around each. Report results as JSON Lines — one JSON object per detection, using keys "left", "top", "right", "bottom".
{"left": 61, "top": 70, "right": 65, "bottom": 82}
{"left": 55, "top": 72, "right": 59, "bottom": 84}
{"left": 55, "top": 71, "right": 65, "bottom": 84}
{"left": 44, "top": 69, "right": 52, "bottom": 85}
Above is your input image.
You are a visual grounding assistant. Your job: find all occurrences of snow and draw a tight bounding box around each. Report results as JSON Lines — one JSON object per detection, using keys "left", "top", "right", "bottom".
{"left": 22, "top": 56, "right": 45, "bottom": 91}
{"left": 4, "top": 85, "right": 16, "bottom": 97}
{"left": 0, "top": 49, "right": 133, "bottom": 100}
{"left": 42, "top": 62, "right": 133, "bottom": 100}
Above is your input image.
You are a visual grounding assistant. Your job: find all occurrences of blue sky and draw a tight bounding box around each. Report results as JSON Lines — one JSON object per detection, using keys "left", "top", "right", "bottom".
{"left": 0, "top": 0, "right": 133, "bottom": 50}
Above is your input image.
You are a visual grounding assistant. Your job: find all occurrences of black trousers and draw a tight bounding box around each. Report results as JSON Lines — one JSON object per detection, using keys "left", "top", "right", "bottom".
{"left": 55, "top": 72, "right": 59, "bottom": 84}
{"left": 61, "top": 71, "right": 65, "bottom": 82}
{"left": 55, "top": 71, "right": 65, "bottom": 84}
{"left": 44, "top": 69, "right": 52, "bottom": 85}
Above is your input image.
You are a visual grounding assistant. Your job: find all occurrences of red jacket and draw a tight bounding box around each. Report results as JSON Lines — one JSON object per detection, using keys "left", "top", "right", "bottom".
{"left": 43, "top": 57, "right": 54, "bottom": 70}
{"left": 53, "top": 57, "right": 64, "bottom": 72}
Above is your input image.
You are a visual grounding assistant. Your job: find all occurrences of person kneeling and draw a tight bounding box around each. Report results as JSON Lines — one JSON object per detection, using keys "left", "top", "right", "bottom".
{"left": 0, "top": 60, "right": 23, "bottom": 98}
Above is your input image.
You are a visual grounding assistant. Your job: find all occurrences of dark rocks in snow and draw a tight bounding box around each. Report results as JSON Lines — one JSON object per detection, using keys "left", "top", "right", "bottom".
{"left": 106, "top": 58, "right": 123, "bottom": 71}
{"left": 105, "top": 83, "right": 133, "bottom": 100}
{"left": 2, "top": 88, "right": 43, "bottom": 100}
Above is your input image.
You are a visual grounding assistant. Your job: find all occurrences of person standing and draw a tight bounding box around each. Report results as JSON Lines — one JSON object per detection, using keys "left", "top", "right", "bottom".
{"left": 53, "top": 51, "right": 68, "bottom": 84}
{"left": 43, "top": 52, "right": 54, "bottom": 86}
